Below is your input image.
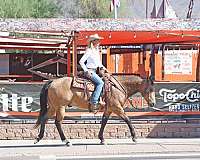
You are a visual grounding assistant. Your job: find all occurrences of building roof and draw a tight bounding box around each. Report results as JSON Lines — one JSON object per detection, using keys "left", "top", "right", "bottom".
{"left": 0, "top": 18, "right": 200, "bottom": 31}
{"left": 0, "top": 19, "right": 200, "bottom": 50}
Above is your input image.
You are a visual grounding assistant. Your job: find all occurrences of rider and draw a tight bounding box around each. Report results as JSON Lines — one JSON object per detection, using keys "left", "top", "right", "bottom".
{"left": 79, "top": 33, "right": 106, "bottom": 112}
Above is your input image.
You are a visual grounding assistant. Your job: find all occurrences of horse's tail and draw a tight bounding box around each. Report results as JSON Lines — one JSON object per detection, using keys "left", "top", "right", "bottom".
{"left": 33, "top": 80, "right": 53, "bottom": 129}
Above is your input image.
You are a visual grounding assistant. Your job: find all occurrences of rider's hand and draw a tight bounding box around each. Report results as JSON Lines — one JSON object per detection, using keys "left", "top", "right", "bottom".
{"left": 85, "top": 71, "right": 92, "bottom": 79}
{"left": 105, "top": 69, "right": 110, "bottom": 74}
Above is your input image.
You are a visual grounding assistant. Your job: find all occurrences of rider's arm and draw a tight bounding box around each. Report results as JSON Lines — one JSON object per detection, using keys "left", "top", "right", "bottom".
{"left": 100, "top": 64, "right": 107, "bottom": 70}
{"left": 79, "top": 49, "right": 91, "bottom": 72}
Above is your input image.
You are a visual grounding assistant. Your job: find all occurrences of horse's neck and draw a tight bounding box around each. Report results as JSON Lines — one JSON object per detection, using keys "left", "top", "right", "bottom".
{"left": 114, "top": 75, "right": 143, "bottom": 97}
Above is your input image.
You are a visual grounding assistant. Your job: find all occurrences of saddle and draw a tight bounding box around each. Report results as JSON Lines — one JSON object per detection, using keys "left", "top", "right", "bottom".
{"left": 72, "top": 76, "right": 95, "bottom": 92}
{"left": 71, "top": 70, "right": 111, "bottom": 112}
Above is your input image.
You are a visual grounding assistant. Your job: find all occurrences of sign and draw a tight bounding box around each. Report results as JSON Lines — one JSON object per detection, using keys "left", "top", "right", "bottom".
{"left": 163, "top": 50, "right": 195, "bottom": 74}
{"left": 0, "top": 83, "right": 41, "bottom": 113}
{"left": 155, "top": 82, "right": 200, "bottom": 112}
{"left": 1, "top": 94, "right": 33, "bottom": 112}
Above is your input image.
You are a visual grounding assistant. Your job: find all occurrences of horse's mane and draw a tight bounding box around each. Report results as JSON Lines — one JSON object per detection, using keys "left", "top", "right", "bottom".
{"left": 113, "top": 74, "right": 143, "bottom": 84}
{"left": 110, "top": 74, "right": 146, "bottom": 97}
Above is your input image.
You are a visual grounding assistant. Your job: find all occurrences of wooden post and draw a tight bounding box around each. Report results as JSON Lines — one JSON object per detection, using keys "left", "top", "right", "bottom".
{"left": 161, "top": 44, "right": 165, "bottom": 80}
{"left": 150, "top": 44, "right": 155, "bottom": 80}
{"left": 196, "top": 45, "right": 200, "bottom": 81}
{"left": 106, "top": 48, "right": 110, "bottom": 71}
{"left": 72, "top": 31, "right": 78, "bottom": 76}
{"left": 67, "top": 46, "right": 71, "bottom": 77}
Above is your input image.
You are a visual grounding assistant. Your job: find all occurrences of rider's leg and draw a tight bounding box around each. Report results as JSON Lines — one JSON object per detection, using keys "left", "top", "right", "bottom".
{"left": 90, "top": 72, "right": 104, "bottom": 110}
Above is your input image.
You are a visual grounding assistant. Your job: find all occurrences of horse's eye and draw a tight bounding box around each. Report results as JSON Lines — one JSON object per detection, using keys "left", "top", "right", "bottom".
{"left": 149, "top": 88, "right": 154, "bottom": 92}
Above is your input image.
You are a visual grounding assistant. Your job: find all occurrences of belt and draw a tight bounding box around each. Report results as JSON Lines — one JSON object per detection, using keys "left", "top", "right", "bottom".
{"left": 88, "top": 68, "right": 96, "bottom": 72}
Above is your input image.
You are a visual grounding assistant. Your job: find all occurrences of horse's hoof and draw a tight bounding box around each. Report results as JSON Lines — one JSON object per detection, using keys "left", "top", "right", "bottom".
{"left": 132, "top": 138, "right": 137, "bottom": 143}
{"left": 100, "top": 140, "right": 106, "bottom": 145}
{"left": 66, "top": 141, "right": 72, "bottom": 147}
{"left": 62, "top": 140, "right": 72, "bottom": 147}
{"left": 34, "top": 138, "right": 40, "bottom": 144}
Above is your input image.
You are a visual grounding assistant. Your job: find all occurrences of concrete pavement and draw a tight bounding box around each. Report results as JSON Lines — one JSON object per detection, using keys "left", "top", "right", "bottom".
{"left": 0, "top": 138, "right": 200, "bottom": 159}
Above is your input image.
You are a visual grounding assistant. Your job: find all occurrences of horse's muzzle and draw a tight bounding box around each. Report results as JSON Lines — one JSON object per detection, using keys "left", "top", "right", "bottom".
{"left": 149, "top": 102, "right": 155, "bottom": 108}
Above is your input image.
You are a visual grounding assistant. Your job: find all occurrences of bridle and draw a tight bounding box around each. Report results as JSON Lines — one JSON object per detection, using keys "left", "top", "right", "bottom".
{"left": 143, "top": 81, "right": 152, "bottom": 95}
{"left": 127, "top": 80, "right": 155, "bottom": 111}
{"left": 110, "top": 75, "right": 128, "bottom": 98}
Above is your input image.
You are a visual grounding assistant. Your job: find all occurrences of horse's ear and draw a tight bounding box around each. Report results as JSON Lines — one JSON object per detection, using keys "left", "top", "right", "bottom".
{"left": 146, "top": 75, "right": 151, "bottom": 81}
{"left": 150, "top": 79, "right": 154, "bottom": 85}
{"left": 147, "top": 76, "right": 154, "bottom": 85}
{"left": 149, "top": 77, "right": 154, "bottom": 85}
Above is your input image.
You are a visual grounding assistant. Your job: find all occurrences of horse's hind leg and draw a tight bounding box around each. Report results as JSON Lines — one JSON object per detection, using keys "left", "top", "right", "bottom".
{"left": 114, "top": 110, "right": 136, "bottom": 142}
{"left": 34, "top": 107, "right": 55, "bottom": 144}
{"left": 34, "top": 114, "right": 48, "bottom": 144}
{"left": 55, "top": 106, "right": 71, "bottom": 146}
{"left": 98, "top": 111, "right": 112, "bottom": 144}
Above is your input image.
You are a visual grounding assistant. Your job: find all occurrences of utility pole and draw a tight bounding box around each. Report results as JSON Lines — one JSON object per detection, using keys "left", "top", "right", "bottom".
{"left": 114, "top": 0, "right": 118, "bottom": 19}
{"left": 187, "top": 0, "right": 194, "bottom": 18}
{"left": 146, "top": 0, "right": 148, "bottom": 18}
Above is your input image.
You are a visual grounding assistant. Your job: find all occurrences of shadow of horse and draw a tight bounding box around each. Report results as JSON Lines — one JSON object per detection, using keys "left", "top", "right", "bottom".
{"left": 33, "top": 74, "right": 156, "bottom": 146}
{"left": 0, "top": 144, "right": 64, "bottom": 148}
{"left": 0, "top": 141, "right": 137, "bottom": 149}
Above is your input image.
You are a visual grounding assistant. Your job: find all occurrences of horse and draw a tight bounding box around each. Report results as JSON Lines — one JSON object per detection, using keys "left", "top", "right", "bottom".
{"left": 33, "top": 74, "right": 156, "bottom": 146}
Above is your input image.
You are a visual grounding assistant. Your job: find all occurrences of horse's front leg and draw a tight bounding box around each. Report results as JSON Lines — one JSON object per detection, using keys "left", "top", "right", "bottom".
{"left": 98, "top": 111, "right": 111, "bottom": 144}
{"left": 55, "top": 107, "right": 72, "bottom": 147}
{"left": 122, "top": 114, "right": 136, "bottom": 142}
{"left": 115, "top": 111, "right": 136, "bottom": 143}
{"left": 55, "top": 119, "right": 71, "bottom": 147}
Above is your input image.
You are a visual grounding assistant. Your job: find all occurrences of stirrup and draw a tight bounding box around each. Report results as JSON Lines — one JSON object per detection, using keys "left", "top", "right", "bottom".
{"left": 99, "top": 100, "right": 106, "bottom": 106}
{"left": 88, "top": 103, "right": 95, "bottom": 112}
{"left": 99, "top": 97, "right": 106, "bottom": 106}
{"left": 88, "top": 103, "right": 98, "bottom": 113}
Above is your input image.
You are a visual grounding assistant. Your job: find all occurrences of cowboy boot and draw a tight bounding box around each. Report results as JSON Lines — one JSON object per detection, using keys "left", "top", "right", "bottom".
{"left": 88, "top": 103, "right": 97, "bottom": 113}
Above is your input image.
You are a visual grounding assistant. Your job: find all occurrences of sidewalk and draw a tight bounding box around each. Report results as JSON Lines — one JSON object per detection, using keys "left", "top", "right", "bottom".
{"left": 0, "top": 138, "right": 200, "bottom": 159}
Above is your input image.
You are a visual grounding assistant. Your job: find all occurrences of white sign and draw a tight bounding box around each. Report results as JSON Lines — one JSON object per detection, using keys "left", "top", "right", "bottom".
{"left": 0, "top": 94, "right": 33, "bottom": 112}
{"left": 163, "top": 50, "right": 194, "bottom": 74}
{"left": 159, "top": 88, "right": 200, "bottom": 103}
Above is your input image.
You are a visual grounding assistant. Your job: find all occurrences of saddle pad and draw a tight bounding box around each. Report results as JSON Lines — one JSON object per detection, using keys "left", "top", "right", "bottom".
{"left": 72, "top": 77, "right": 95, "bottom": 92}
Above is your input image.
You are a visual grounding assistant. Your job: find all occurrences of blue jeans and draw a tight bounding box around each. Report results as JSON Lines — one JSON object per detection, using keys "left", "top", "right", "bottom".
{"left": 90, "top": 71, "right": 104, "bottom": 105}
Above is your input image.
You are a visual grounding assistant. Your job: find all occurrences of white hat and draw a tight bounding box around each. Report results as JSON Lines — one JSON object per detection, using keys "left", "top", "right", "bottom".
{"left": 88, "top": 34, "right": 104, "bottom": 42}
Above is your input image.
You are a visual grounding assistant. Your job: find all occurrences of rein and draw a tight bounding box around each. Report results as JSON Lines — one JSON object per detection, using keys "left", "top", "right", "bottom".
{"left": 143, "top": 80, "right": 152, "bottom": 94}
{"left": 128, "top": 80, "right": 151, "bottom": 111}
{"left": 110, "top": 75, "right": 127, "bottom": 98}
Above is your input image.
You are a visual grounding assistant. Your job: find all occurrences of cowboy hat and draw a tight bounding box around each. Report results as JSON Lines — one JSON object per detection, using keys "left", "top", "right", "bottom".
{"left": 88, "top": 34, "right": 104, "bottom": 42}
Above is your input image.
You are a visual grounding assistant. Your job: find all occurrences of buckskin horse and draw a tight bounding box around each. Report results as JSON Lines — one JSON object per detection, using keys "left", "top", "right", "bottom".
{"left": 33, "top": 74, "right": 156, "bottom": 146}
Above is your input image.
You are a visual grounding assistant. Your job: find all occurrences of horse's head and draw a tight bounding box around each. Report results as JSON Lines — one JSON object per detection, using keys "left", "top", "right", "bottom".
{"left": 140, "top": 78, "right": 156, "bottom": 107}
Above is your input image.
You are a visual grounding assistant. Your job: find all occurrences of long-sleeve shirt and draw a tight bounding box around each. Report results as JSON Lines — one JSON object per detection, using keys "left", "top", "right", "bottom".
{"left": 79, "top": 47, "right": 105, "bottom": 72}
